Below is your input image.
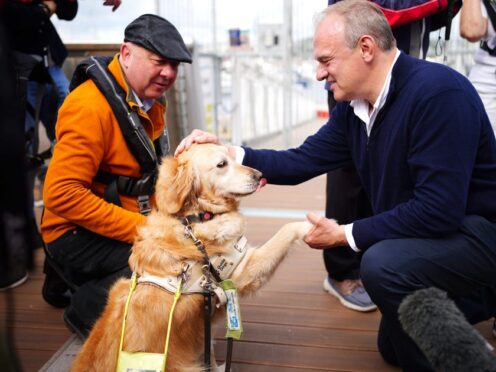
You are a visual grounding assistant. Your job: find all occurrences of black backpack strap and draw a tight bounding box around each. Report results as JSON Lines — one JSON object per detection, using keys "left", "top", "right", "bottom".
{"left": 83, "top": 56, "right": 158, "bottom": 173}
{"left": 94, "top": 170, "right": 156, "bottom": 214}
{"left": 93, "top": 171, "right": 122, "bottom": 207}
{"left": 70, "top": 56, "right": 163, "bottom": 215}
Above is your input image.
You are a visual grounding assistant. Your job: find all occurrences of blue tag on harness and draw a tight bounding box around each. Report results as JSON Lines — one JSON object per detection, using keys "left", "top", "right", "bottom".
{"left": 220, "top": 279, "right": 243, "bottom": 340}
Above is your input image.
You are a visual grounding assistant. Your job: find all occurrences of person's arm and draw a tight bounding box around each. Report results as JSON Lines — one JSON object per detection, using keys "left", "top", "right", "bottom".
{"left": 460, "top": 0, "right": 488, "bottom": 42}
{"left": 241, "top": 103, "right": 352, "bottom": 185}
{"left": 43, "top": 96, "right": 145, "bottom": 243}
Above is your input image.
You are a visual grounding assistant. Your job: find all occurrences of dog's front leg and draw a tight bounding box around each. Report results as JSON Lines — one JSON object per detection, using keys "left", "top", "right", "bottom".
{"left": 231, "top": 221, "right": 311, "bottom": 295}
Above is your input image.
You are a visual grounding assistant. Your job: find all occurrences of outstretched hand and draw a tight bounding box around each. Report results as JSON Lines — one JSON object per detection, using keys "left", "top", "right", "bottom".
{"left": 304, "top": 212, "right": 348, "bottom": 249}
{"left": 175, "top": 129, "right": 220, "bottom": 157}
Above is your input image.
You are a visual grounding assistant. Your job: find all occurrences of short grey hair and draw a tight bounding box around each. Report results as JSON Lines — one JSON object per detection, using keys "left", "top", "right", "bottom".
{"left": 314, "top": 0, "right": 396, "bottom": 51}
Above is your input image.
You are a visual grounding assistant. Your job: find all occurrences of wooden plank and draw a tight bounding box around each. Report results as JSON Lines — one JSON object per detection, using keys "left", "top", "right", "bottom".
{"left": 232, "top": 304, "right": 380, "bottom": 332}
{"left": 2, "top": 308, "right": 66, "bottom": 326}
{"left": 11, "top": 328, "right": 71, "bottom": 350}
{"left": 213, "top": 322, "right": 378, "bottom": 351}
{"left": 214, "top": 340, "right": 399, "bottom": 372}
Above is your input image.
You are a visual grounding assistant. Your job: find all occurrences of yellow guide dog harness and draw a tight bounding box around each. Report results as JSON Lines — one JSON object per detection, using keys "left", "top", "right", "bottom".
{"left": 116, "top": 213, "right": 248, "bottom": 371}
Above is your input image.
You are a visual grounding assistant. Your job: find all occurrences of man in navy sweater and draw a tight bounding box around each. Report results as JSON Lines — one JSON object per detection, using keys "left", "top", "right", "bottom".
{"left": 177, "top": 1, "right": 496, "bottom": 370}
{"left": 321, "top": 0, "right": 439, "bottom": 314}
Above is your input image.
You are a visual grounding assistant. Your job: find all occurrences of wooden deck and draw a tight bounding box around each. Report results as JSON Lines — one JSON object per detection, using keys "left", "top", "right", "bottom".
{"left": 3, "top": 174, "right": 496, "bottom": 371}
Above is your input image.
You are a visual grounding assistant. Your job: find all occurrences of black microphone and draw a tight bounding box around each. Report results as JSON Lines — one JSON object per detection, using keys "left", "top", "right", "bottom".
{"left": 398, "top": 287, "right": 496, "bottom": 372}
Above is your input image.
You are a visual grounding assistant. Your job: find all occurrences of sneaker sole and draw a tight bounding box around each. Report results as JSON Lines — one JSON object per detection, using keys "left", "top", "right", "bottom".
{"left": 323, "top": 278, "right": 377, "bottom": 312}
{"left": 0, "top": 273, "right": 29, "bottom": 291}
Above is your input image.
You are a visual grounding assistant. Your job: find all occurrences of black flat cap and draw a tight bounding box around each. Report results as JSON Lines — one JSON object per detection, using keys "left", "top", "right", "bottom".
{"left": 124, "top": 14, "right": 192, "bottom": 63}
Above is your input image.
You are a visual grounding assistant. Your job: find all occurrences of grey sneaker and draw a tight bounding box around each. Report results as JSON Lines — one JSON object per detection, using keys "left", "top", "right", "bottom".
{"left": 323, "top": 277, "right": 377, "bottom": 312}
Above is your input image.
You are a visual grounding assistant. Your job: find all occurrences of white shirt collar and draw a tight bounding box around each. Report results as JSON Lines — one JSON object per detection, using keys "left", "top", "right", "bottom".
{"left": 132, "top": 91, "right": 154, "bottom": 113}
{"left": 350, "top": 49, "right": 401, "bottom": 136}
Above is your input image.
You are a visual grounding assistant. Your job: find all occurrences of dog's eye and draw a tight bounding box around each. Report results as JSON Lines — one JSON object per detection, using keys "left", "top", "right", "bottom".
{"left": 216, "top": 160, "right": 227, "bottom": 168}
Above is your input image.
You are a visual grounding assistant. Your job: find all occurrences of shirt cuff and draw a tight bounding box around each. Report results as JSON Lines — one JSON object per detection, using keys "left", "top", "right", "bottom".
{"left": 345, "top": 223, "right": 360, "bottom": 252}
{"left": 233, "top": 146, "right": 245, "bottom": 164}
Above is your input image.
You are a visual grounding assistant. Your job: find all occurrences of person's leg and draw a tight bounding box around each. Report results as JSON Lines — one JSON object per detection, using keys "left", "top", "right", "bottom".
{"left": 41, "top": 66, "right": 68, "bottom": 142}
{"left": 323, "top": 90, "right": 375, "bottom": 311}
{"left": 47, "top": 65, "right": 69, "bottom": 109}
{"left": 361, "top": 215, "right": 496, "bottom": 371}
{"left": 324, "top": 166, "right": 371, "bottom": 280}
{"left": 47, "top": 227, "right": 132, "bottom": 336}
{"left": 38, "top": 84, "right": 58, "bottom": 142}
{"left": 324, "top": 165, "right": 375, "bottom": 311}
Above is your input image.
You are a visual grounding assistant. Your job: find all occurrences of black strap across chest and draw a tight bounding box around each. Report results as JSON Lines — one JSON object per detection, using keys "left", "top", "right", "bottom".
{"left": 69, "top": 56, "right": 170, "bottom": 212}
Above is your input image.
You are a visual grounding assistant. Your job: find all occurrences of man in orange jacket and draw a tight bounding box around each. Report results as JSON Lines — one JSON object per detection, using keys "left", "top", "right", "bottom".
{"left": 40, "top": 14, "right": 192, "bottom": 338}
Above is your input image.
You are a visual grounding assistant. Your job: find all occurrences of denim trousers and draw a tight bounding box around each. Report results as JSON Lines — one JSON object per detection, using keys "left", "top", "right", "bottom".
{"left": 360, "top": 215, "right": 496, "bottom": 371}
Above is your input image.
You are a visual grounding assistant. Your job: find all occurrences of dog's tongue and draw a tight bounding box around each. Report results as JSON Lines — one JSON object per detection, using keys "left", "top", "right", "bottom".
{"left": 256, "top": 177, "right": 267, "bottom": 192}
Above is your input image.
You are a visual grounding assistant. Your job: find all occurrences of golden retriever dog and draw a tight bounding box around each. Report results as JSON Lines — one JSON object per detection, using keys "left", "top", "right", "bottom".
{"left": 71, "top": 143, "right": 311, "bottom": 371}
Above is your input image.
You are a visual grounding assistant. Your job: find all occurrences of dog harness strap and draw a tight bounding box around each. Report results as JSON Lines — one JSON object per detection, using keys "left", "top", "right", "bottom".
{"left": 163, "top": 278, "right": 183, "bottom": 369}
{"left": 204, "top": 292, "right": 212, "bottom": 369}
{"left": 119, "top": 272, "right": 138, "bottom": 353}
{"left": 137, "top": 235, "right": 248, "bottom": 299}
{"left": 117, "top": 272, "right": 183, "bottom": 372}
{"left": 182, "top": 218, "right": 222, "bottom": 283}
{"left": 138, "top": 271, "right": 228, "bottom": 306}
{"left": 210, "top": 235, "right": 248, "bottom": 279}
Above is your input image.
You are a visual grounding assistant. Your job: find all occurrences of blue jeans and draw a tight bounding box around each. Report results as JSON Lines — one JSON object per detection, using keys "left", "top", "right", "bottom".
{"left": 26, "top": 65, "right": 69, "bottom": 143}
{"left": 360, "top": 215, "right": 496, "bottom": 372}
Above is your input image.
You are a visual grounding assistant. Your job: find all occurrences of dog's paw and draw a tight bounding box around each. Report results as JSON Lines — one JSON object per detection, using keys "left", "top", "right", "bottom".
{"left": 285, "top": 221, "right": 313, "bottom": 241}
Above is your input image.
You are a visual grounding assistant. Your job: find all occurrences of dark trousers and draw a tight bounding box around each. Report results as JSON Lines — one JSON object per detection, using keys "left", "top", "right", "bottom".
{"left": 360, "top": 215, "right": 496, "bottom": 371}
{"left": 47, "top": 227, "right": 132, "bottom": 330}
{"left": 324, "top": 90, "right": 373, "bottom": 281}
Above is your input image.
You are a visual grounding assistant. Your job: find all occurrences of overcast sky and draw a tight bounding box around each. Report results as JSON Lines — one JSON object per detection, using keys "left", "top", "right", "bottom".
{"left": 52, "top": 0, "right": 325, "bottom": 50}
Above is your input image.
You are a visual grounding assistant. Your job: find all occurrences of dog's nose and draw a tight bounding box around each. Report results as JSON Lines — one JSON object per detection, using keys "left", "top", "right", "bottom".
{"left": 252, "top": 169, "right": 263, "bottom": 181}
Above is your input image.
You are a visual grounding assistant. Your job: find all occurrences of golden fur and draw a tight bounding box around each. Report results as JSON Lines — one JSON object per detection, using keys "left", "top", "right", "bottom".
{"left": 71, "top": 143, "right": 311, "bottom": 371}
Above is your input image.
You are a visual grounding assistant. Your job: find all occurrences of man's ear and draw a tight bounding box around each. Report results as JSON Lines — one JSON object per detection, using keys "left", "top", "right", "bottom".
{"left": 120, "top": 43, "right": 131, "bottom": 67}
{"left": 358, "top": 35, "right": 375, "bottom": 62}
{"left": 155, "top": 156, "right": 195, "bottom": 214}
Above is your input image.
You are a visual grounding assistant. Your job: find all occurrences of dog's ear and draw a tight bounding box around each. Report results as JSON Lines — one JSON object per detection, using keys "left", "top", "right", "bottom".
{"left": 155, "top": 156, "right": 195, "bottom": 214}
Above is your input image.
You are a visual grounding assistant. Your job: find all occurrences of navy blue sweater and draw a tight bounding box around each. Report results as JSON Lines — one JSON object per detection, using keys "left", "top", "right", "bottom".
{"left": 242, "top": 53, "right": 496, "bottom": 249}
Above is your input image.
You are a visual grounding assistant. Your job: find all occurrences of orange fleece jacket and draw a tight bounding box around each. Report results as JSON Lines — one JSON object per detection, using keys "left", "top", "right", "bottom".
{"left": 41, "top": 54, "right": 166, "bottom": 244}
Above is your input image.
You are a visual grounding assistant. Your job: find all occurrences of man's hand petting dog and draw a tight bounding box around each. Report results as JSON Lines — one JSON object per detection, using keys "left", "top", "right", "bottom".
{"left": 175, "top": 129, "right": 220, "bottom": 156}
{"left": 175, "top": 129, "right": 268, "bottom": 192}
{"left": 304, "top": 212, "right": 347, "bottom": 249}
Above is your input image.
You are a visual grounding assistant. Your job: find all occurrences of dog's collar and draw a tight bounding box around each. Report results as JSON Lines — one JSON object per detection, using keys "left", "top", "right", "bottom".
{"left": 182, "top": 212, "right": 216, "bottom": 225}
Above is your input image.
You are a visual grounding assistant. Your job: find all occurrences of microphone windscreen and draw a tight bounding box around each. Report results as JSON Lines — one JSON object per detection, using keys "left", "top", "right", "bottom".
{"left": 398, "top": 287, "right": 496, "bottom": 372}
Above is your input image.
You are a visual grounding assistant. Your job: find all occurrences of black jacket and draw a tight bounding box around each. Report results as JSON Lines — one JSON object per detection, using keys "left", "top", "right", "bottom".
{"left": 5, "top": 0, "right": 78, "bottom": 65}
